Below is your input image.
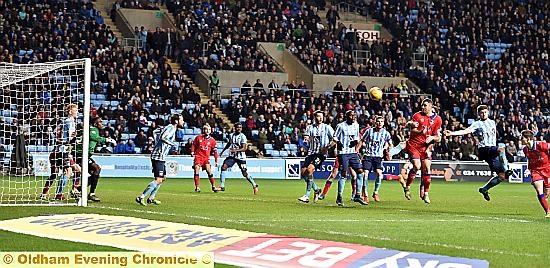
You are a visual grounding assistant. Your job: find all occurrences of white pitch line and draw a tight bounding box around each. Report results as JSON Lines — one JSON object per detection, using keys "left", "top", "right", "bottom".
{"left": 239, "top": 219, "right": 528, "bottom": 223}
{"left": 397, "top": 209, "right": 532, "bottom": 223}
{"left": 93, "top": 205, "right": 542, "bottom": 258}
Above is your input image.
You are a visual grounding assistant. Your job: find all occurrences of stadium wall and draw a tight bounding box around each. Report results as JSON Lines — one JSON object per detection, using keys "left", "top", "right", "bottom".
{"left": 119, "top": 8, "right": 172, "bottom": 30}
{"left": 197, "top": 70, "right": 289, "bottom": 97}
{"left": 31, "top": 154, "right": 530, "bottom": 183}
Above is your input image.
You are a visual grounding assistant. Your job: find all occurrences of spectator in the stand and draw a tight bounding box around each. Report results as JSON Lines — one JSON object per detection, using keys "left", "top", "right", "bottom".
{"left": 142, "top": 137, "right": 154, "bottom": 154}
{"left": 209, "top": 70, "right": 220, "bottom": 97}
{"left": 134, "top": 130, "right": 147, "bottom": 149}
{"left": 253, "top": 79, "right": 266, "bottom": 95}
{"left": 115, "top": 140, "right": 126, "bottom": 154}
{"left": 274, "top": 135, "right": 285, "bottom": 151}
{"left": 181, "top": 138, "right": 193, "bottom": 155}
{"left": 124, "top": 139, "right": 136, "bottom": 154}
{"left": 356, "top": 81, "right": 368, "bottom": 93}
{"left": 241, "top": 80, "right": 252, "bottom": 95}
{"left": 326, "top": 5, "right": 340, "bottom": 33}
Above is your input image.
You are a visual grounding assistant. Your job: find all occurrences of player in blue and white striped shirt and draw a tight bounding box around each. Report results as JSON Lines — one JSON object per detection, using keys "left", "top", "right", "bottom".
{"left": 136, "top": 114, "right": 183, "bottom": 206}
{"left": 445, "top": 105, "right": 511, "bottom": 201}
{"left": 360, "top": 116, "right": 392, "bottom": 202}
{"left": 332, "top": 110, "right": 367, "bottom": 206}
{"left": 54, "top": 103, "right": 80, "bottom": 200}
{"left": 298, "top": 111, "right": 334, "bottom": 203}
{"left": 218, "top": 123, "right": 258, "bottom": 194}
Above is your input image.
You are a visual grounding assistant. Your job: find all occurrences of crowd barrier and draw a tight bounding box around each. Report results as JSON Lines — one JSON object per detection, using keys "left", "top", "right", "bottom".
{"left": 31, "top": 154, "right": 531, "bottom": 183}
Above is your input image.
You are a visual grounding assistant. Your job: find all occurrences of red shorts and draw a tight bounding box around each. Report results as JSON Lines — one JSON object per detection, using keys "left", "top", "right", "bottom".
{"left": 194, "top": 157, "right": 211, "bottom": 170}
{"left": 406, "top": 144, "right": 430, "bottom": 160}
{"left": 334, "top": 157, "right": 340, "bottom": 169}
{"left": 531, "top": 169, "right": 550, "bottom": 187}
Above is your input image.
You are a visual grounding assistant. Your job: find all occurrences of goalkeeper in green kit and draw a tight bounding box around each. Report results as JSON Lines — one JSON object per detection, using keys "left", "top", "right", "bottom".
{"left": 73, "top": 117, "right": 116, "bottom": 202}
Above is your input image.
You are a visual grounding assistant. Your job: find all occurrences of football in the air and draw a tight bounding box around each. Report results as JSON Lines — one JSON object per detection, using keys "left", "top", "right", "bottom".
{"left": 369, "top": 87, "right": 383, "bottom": 100}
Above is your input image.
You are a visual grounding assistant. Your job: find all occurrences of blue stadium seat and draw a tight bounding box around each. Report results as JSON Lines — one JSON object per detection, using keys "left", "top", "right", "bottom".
{"left": 110, "top": 100, "right": 119, "bottom": 107}
{"left": 265, "top": 149, "right": 274, "bottom": 156}
{"left": 288, "top": 144, "right": 298, "bottom": 151}
{"left": 121, "top": 133, "right": 130, "bottom": 140}
{"left": 193, "top": 128, "right": 201, "bottom": 135}
{"left": 239, "top": 117, "right": 246, "bottom": 123}
{"left": 134, "top": 147, "right": 141, "bottom": 154}
{"left": 129, "top": 134, "right": 137, "bottom": 140}
{"left": 184, "top": 128, "right": 194, "bottom": 135}
{"left": 271, "top": 150, "right": 280, "bottom": 157}
{"left": 264, "top": 144, "right": 273, "bottom": 150}
{"left": 251, "top": 130, "right": 259, "bottom": 139}
{"left": 279, "top": 151, "right": 288, "bottom": 157}
{"left": 220, "top": 99, "right": 230, "bottom": 109}
{"left": 96, "top": 94, "right": 106, "bottom": 100}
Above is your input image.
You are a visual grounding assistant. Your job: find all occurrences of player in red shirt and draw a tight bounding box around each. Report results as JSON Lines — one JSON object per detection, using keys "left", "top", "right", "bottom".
{"left": 191, "top": 124, "right": 219, "bottom": 193}
{"left": 403, "top": 99, "right": 442, "bottom": 204}
{"left": 520, "top": 130, "right": 550, "bottom": 217}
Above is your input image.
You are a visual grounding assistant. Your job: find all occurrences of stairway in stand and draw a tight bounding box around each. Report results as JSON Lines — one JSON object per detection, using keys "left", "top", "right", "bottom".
{"left": 94, "top": 0, "right": 124, "bottom": 42}
{"left": 160, "top": 6, "right": 262, "bottom": 156}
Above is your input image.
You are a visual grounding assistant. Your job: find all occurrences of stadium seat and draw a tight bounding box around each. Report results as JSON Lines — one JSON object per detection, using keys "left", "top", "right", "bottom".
{"left": 271, "top": 150, "right": 280, "bottom": 157}
{"left": 220, "top": 99, "right": 230, "bottom": 109}
{"left": 134, "top": 147, "right": 141, "bottom": 154}
{"left": 121, "top": 133, "right": 130, "bottom": 140}
{"left": 264, "top": 144, "right": 273, "bottom": 150}
{"left": 265, "top": 149, "right": 273, "bottom": 156}
{"left": 251, "top": 130, "right": 259, "bottom": 139}
{"left": 284, "top": 144, "right": 291, "bottom": 150}
{"left": 193, "top": 128, "right": 201, "bottom": 135}
{"left": 239, "top": 117, "right": 246, "bottom": 123}
{"left": 288, "top": 144, "right": 298, "bottom": 151}
{"left": 279, "top": 150, "right": 288, "bottom": 157}
{"left": 110, "top": 100, "right": 119, "bottom": 107}
{"left": 184, "top": 128, "right": 194, "bottom": 135}
{"left": 129, "top": 134, "right": 137, "bottom": 140}
{"left": 96, "top": 94, "right": 106, "bottom": 100}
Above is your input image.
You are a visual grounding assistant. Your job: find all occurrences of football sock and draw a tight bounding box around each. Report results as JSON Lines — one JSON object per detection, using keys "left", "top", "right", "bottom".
{"left": 141, "top": 181, "right": 157, "bottom": 197}
{"left": 73, "top": 177, "right": 80, "bottom": 189}
{"left": 303, "top": 175, "right": 311, "bottom": 196}
{"left": 43, "top": 174, "right": 56, "bottom": 195}
{"left": 481, "top": 176, "right": 501, "bottom": 191}
{"left": 406, "top": 168, "right": 416, "bottom": 188}
{"left": 246, "top": 175, "right": 257, "bottom": 187}
{"left": 208, "top": 173, "right": 215, "bottom": 186}
{"left": 355, "top": 173, "right": 364, "bottom": 196}
{"left": 421, "top": 173, "right": 431, "bottom": 192}
{"left": 309, "top": 175, "right": 319, "bottom": 191}
{"left": 322, "top": 180, "right": 333, "bottom": 196}
{"left": 350, "top": 176, "right": 357, "bottom": 197}
{"left": 56, "top": 175, "right": 68, "bottom": 195}
{"left": 194, "top": 173, "right": 200, "bottom": 188}
{"left": 220, "top": 170, "right": 226, "bottom": 188}
{"left": 362, "top": 173, "right": 369, "bottom": 195}
{"left": 374, "top": 173, "right": 383, "bottom": 193}
{"left": 538, "top": 194, "right": 549, "bottom": 213}
{"left": 89, "top": 174, "right": 99, "bottom": 194}
{"left": 149, "top": 184, "right": 161, "bottom": 199}
{"left": 337, "top": 174, "right": 346, "bottom": 196}
{"left": 385, "top": 174, "right": 400, "bottom": 181}
{"left": 499, "top": 151, "right": 509, "bottom": 171}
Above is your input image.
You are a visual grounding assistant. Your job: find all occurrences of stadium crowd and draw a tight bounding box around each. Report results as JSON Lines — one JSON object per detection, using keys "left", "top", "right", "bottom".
{"left": 0, "top": 0, "right": 548, "bottom": 162}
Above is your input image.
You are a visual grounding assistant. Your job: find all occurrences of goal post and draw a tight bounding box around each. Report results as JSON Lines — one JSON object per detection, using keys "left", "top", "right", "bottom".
{"left": 0, "top": 58, "right": 91, "bottom": 206}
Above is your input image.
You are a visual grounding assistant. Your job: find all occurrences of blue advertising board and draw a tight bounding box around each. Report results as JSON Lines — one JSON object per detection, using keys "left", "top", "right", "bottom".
{"left": 32, "top": 154, "right": 287, "bottom": 179}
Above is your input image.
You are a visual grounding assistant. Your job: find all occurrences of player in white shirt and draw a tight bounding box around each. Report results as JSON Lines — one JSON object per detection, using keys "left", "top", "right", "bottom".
{"left": 218, "top": 123, "right": 258, "bottom": 194}
{"left": 136, "top": 114, "right": 183, "bottom": 206}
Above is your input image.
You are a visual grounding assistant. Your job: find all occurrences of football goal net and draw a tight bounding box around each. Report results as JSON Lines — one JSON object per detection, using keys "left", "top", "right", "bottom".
{"left": 0, "top": 58, "right": 91, "bottom": 206}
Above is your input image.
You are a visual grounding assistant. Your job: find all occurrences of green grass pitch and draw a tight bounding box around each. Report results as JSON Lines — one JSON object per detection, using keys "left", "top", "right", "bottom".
{"left": 0, "top": 178, "right": 549, "bottom": 267}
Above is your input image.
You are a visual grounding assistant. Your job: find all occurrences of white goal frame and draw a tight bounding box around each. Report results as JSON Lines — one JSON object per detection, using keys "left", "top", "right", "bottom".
{"left": 0, "top": 58, "right": 91, "bottom": 207}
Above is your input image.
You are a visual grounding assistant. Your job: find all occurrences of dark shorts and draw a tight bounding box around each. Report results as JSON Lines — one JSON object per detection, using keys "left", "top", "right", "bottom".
{"left": 304, "top": 153, "right": 326, "bottom": 169}
{"left": 50, "top": 151, "right": 72, "bottom": 172}
{"left": 362, "top": 156, "right": 383, "bottom": 172}
{"left": 223, "top": 156, "right": 247, "bottom": 172}
{"left": 477, "top": 146, "right": 505, "bottom": 174}
{"left": 151, "top": 159, "right": 166, "bottom": 178}
{"left": 338, "top": 153, "right": 362, "bottom": 173}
